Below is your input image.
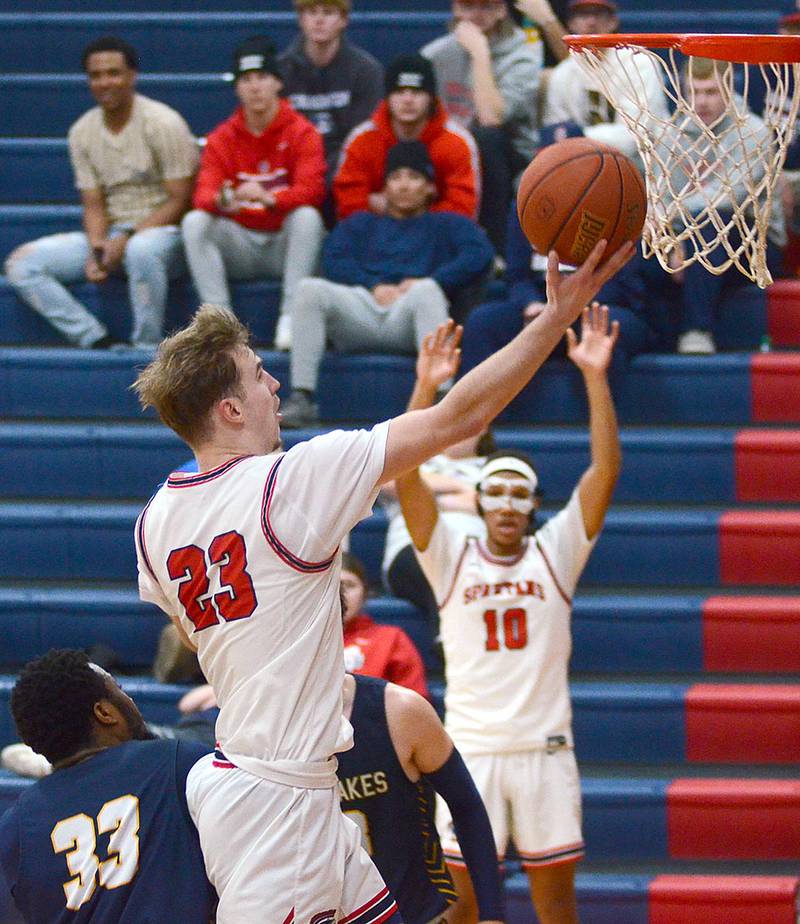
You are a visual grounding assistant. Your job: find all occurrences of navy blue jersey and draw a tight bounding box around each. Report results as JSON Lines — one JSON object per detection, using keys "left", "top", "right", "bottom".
{"left": 337, "top": 675, "right": 456, "bottom": 924}
{"left": 0, "top": 739, "right": 214, "bottom": 924}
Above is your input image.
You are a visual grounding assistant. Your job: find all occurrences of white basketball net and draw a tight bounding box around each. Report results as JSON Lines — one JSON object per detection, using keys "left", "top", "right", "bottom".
{"left": 568, "top": 42, "right": 800, "bottom": 287}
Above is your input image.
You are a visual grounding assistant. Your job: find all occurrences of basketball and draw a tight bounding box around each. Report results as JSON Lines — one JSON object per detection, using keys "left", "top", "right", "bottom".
{"left": 516, "top": 137, "right": 646, "bottom": 266}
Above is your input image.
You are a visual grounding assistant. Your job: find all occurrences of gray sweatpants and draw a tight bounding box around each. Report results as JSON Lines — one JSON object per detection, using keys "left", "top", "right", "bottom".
{"left": 290, "top": 277, "right": 450, "bottom": 392}
{"left": 181, "top": 206, "right": 325, "bottom": 316}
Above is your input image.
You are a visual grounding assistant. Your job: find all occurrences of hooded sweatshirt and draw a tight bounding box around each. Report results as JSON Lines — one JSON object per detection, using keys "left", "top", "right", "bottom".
{"left": 193, "top": 99, "right": 326, "bottom": 232}
{"left": 333, "top": 99, "right": 480, "bottom": 220}
{"left": 658, "top": 106, "right": 786, "bottom": 248}
{"left": 422, "top": 22, "right": 542, "bottom": 161}
{"left": 279, "top": 36, "right": 384, "bottom": 177}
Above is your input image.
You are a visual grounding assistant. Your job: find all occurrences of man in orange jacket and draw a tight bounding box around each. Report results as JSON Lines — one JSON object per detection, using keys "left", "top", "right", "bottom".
{"left": 333, "top": 53, "right": 480, "bottom": 221}
{"left": 181, "top": 36, "right": 326, "bottom": 350}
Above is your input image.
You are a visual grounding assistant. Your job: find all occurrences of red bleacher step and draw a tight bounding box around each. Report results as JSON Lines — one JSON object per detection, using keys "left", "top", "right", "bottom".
{"left": 735, "top": 430, "right": 800, "bottom": 502}
{"left": 686, "top": 684, "right": 800, "bottom": 764}
{"left": 703, "top": 597, "right": 800, "bottom": 672}
{"left": 668, "top": 779, "right": 800, "bottom": 859}
{"left": 751, "top": 354, "right": 800, "bottom": 423}
{"left": 768, "top": 279, "right": 800, "bottom": 347}
{"left": 649, "top": 875, "right": 799, "bottom": 924}
{"left": 720, "top": 512, "right": 800, "bottom": 585}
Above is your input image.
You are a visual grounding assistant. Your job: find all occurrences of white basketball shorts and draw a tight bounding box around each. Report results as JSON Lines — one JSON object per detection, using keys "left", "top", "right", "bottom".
{"left": 436, "top": 748, "right": 584, "bottom": 869}
{"left": 186, "top": 754, "right": 401, "bottom": 924}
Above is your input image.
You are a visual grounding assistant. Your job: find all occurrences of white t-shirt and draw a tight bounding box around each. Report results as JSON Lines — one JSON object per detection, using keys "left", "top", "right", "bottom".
{"left": 135, "top": 424, "right": 389, "bottom": 788}
{"left": 415, "top": 489, "right": 595, "bottom": 755}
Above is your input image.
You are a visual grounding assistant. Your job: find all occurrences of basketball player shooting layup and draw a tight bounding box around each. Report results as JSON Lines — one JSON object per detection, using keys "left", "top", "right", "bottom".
{"left": 131, "top": 238, "right": 633, "bottom": 924}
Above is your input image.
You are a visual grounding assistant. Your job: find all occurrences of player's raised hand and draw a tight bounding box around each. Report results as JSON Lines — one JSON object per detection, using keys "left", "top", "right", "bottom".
{"left": 566, "top": 302, "right": 620, "bottom": 376}
{"left": 545, "top": 239, "right": 635, "bottom": 329}
{"left": 416, "top": 320, "right": 463, "bottom": 391}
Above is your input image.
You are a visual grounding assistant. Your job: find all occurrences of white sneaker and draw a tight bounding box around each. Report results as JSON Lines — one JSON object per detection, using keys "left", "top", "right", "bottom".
{"left": 1, "top": 743, "right": 52, "bottom": 778}
{"left": 678, "top": 329, "right": 716, "bottom": 355}
{"left": 274, "top": 314, "right": 292, "bottom": 351}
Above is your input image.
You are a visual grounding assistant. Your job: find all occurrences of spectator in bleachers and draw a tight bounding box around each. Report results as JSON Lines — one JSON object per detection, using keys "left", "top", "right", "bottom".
{"left": 422, "top": 0, "right": 542, "bottom": 255}
{"left": 4, "top": 37, "right": 198, "bottom": 350}
{"left": 279, "top": 0, "right": 384, "bottom": 191}
{"left": 341, "top": 553, "right": 430, "bottom": 699}
{"left": 280, "top": 141, "right": 493, "bottom": 428}
{"left": 181, "top": 36, "right": 326, "bottom": 351}
{"left": 663, "top": 58, "right": 786, "bottom": 354}
{"left": 542, "top": 0, "right": 668, "bottom": 159}
{"left": 333, "top": 54, "right": 480, "bottom": 221}
{"left": 459, "top": 206, "right": 655, "bottom": 375}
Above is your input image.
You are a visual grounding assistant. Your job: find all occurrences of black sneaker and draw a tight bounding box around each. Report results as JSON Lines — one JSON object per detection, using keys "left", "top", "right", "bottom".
{"left": 280, "top": 391, "right": 319, "bottom": 429}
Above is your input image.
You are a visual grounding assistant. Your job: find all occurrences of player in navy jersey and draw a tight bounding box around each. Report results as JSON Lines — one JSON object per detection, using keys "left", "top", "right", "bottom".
{"left": 0, "top": 649, "right": 215, "bottom": 924}
{"left": 339, "top": 673, "right": 504, "bottom": 924}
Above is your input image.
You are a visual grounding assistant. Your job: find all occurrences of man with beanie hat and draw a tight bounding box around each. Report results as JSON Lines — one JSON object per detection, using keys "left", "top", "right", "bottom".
{"left": 422, "top": 0, "right": 542, "bottom": 254}
{"left": 182, "top": 36, "right": 326, "bottom": 350}
{"left": 333, "top": 53, "right": 480, "bottom": 221}
{"left": 281, "top": 140, "right": 493, "bottom": 428}
{"left": 279, "top": 1, "right": 384, "bottom": 187}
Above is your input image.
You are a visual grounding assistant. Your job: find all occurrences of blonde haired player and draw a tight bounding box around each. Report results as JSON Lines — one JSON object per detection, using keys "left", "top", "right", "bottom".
{"left": 131, "top": 238, "right": 631, "bottom": 923}
{"left": 396, "top": 307, "right": 621, "bottom": 924}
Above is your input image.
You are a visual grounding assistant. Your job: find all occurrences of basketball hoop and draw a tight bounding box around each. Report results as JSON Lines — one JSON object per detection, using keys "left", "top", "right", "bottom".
{"left": 564, "top": 33, "right": 800, "bottom": 287}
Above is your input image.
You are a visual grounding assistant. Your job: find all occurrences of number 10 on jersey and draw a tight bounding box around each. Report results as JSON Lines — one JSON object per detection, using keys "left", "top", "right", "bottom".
{"left": 483, "top": 608, "right": 528, "bottom": 651}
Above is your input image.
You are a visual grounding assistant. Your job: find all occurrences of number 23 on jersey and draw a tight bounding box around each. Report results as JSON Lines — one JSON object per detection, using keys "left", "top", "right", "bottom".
{"left": 167, "top": 530, "right": 258, "bottom": 631}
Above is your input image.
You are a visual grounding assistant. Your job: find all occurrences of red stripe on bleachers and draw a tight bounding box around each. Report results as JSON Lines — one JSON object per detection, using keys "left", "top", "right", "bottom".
{"left": 685, "top": 684, "right": 800, "bottom": 764}
{"left": 649, "top": 875, "right": 799, "bottom": 924}
{"left": 702, "top": 597, "right": 800, "bottom": 672}
{"left": 751, "top": 354, "right": 800, "bottom": 423}
{"left": 667, "top": 779, "right": 800, "bottom": 859}
{"left": 734, "top": 430, "right": 800, "bottom": 502}
{"left": 767, "top": 279, "right": 800, "bottom": 348}
{"left": 719, "top": 512, "right": 800, "bottom": 585}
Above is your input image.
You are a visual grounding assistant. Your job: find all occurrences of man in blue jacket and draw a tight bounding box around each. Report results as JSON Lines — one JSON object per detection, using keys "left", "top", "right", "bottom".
{"left": 280, "top": 140, "right": 494, "bottom": 428}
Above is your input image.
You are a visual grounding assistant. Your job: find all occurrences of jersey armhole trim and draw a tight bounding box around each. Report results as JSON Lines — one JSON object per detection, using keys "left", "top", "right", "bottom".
{"left": 535, "top": 537, "right": 571, "bottom": 606}
{"left": 260, "top": 455, "right": 336, "bottom": 573}
{"left": 438, "top": 537, "right": 470, "bottom": 610}
{"left": 135, "top": 496, "right": 158, "bottom": 581}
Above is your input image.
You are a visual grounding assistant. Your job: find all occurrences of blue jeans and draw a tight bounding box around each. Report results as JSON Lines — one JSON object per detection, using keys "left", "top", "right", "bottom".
{"left": 5, "top": 225, "right": 185, "bottom": 347}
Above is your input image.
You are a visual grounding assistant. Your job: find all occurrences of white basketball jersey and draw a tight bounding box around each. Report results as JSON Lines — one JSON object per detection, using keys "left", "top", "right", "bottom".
{"left": 135, "top": 424, "right": 389, "bottom": 787}
{"left": 416, "top": 489, "right": 595, "bottom": 755}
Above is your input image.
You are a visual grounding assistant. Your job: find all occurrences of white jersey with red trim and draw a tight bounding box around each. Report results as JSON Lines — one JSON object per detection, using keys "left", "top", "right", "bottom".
{"left": 415, "top": 489, "right": 596, "bottom": 755}
{"left": 135, "top": 424, "right": 389, "bottom": 787}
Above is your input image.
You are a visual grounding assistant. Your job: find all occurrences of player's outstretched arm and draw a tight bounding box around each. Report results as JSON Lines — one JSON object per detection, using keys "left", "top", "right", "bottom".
{"left": 385, "top": 684, "right": 505, "bottom": 924}
{"left": 381, "top": 240, "right": 635, "bottom": 485}
{"left": 396, "top": 324, "right": 462, "bottom": 551}
{"left": 567, "top": 303, "right": 622, "bottom": 539}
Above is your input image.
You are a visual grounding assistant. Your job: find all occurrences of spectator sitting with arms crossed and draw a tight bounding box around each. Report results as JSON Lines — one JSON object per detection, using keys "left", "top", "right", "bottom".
{"left": 334, "top": 54, "right": 480, "bottom": 221}
{"left": 181, "top": 36, "right": 326, "bottom": 351}
{"left": 280, "top": 140, "right": 494, "bottom": 429}
{"left": 5, "top": 37, "right": 198, "bottom": 350}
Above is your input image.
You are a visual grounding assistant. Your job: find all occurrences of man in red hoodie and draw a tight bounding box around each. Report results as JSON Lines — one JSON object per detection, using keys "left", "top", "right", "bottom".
{"left": 333, "top": 53, "right": 480, "bottom": 221}
{"left": 181, "top": 36, "right": 326, "bottom": 350}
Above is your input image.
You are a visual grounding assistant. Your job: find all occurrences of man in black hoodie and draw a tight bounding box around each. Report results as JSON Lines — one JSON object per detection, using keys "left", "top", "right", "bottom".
{"left": 279, "top": 0, "right": 384, "bottom": 187}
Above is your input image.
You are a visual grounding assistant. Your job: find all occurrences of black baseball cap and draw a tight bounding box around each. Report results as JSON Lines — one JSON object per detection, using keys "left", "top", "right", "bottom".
{"left": 232, "top": 36, "right": 282, "bottom": 81}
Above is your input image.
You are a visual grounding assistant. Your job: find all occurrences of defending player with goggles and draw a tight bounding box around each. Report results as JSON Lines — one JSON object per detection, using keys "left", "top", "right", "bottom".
{"left": 396, "top": 309, "right": 622, "bottom": 924}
